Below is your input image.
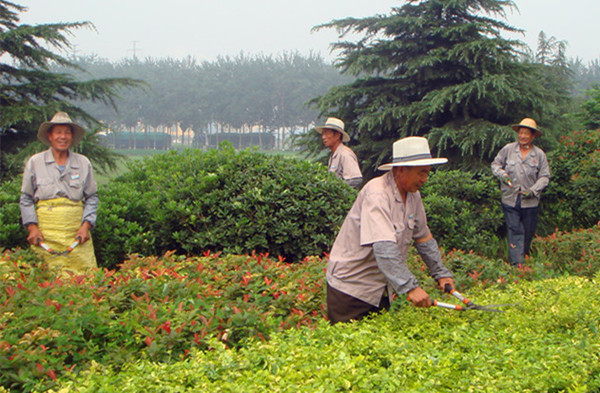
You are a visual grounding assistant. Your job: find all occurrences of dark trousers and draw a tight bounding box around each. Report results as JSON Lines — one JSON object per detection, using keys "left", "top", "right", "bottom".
{"left": 502, "top": 196, "right": 538, "bottom": 266}
{"left": 327, "top": 283, "right": 390, "bottom": 324}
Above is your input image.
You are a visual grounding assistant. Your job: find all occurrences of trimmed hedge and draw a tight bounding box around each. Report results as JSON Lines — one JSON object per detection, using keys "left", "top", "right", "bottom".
{"left": 94, "top": 144, "right": 356, "bottom": 268}
{"left": 48, "top": 274, "right": 600, "bottom": 392}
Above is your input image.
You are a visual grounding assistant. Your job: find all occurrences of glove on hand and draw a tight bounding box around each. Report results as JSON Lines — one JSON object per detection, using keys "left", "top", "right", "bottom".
{"left": 520, "top": 189, "right": 534, "bottom": 198}
{"left": 502, "top": 177, "right": 512, "bottom": 187}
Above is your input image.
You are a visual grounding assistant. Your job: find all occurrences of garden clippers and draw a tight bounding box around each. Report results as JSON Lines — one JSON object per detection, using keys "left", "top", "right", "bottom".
{"left": 433, "top": 284, "right": 514, "bottom": 312}
{"left": 37, "top": 237, "right": 81, "bottom": 258}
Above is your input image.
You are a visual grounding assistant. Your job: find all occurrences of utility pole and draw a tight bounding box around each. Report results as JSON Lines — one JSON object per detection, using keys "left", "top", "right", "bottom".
{"left": 129, "top": 41, "right": 141, "bottom": 60}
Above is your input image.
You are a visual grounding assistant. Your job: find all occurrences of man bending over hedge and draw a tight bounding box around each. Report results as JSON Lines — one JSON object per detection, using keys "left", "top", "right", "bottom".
{"left": 326, "top": 136, "right": 455, "bottom": 324}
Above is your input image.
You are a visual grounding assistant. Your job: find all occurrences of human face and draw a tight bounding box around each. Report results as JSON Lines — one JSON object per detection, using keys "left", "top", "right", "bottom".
{"left": 517, "top": 127, "right": 535, "bottom": 146}
{"left": 47, "top": 124, "right": 73, "bottom": 152}
{"left": 393, "top": 165, "right": 431, "bottom": 194}
{"left": 321, "top": 128, "right": 341, "bottom": 149}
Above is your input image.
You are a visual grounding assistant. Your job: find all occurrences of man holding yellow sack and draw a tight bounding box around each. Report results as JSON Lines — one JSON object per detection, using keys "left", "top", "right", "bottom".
{"left": 20, "top": 112, "right": 98, "bottom": 274}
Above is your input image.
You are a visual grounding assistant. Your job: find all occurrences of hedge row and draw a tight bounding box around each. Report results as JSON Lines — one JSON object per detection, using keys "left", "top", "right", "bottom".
{"left": 48, "top": 274, "right": 600, "bottom": 392}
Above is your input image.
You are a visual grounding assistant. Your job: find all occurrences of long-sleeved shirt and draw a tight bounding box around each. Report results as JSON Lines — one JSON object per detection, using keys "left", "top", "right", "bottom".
{"left": 328, "top": 144, "right": 363, "bottom": 189}
{"left": 491, "top": 142, "right": 550, "bottom": 208}
{"left": 20, "top": 149, "right": 99, "bottom": 227}
{"left": 326, "top": 171, "right": 452, "bottom": 306}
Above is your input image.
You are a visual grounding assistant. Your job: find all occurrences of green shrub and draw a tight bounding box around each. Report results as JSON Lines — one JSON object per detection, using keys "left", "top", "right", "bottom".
{"left": 532, "top": 225, "right": 600, "bottom": 277}
{"left": 0, "top": 177, "right": 27, "bottom": 250}
{"left": 48, "top": 274, "right": 600, "bottom": 392}
{"left": 541, "top": 129, "right": 600, "bottom": 234}
{"left": 0, "top": 250, "right": 327, "bottom": 392}
{"left": 420, "top": 170, "right": 504, "bottom": 257}
{"left": 94, "top": 144, "right": 355, "bottom": 268}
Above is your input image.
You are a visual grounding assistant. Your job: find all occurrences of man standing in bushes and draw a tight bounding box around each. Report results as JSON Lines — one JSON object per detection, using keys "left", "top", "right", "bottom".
{"left": 492, "top": 118, "right": 550, "bottom": 267}
{"left": 315, "top": 117, "right": 363, "bottom": 189}
{"left": 326, "top": 136, "right": 455, "bottom": 324}
{"left": 20, "top": 112, "right": 98, "bottom": 274}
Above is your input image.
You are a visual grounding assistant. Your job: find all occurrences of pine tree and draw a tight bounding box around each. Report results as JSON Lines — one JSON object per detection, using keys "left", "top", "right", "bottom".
{"left": 0, "top": 0, "right": 143, "bottom": 180}
{"left": 311, "top": 0, "right": 569, "bottom": 177}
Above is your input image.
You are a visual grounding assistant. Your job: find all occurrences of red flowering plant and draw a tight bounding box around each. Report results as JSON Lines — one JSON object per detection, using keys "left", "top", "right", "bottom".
{"left": 0, "top": 249, "right": 327, "bottom": 392}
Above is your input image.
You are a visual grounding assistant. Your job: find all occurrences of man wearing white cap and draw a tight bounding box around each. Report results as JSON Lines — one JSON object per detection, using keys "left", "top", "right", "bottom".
{"left": 315, "top": 117, "right": 362, "bottom": 189}
{"left": 326, "top": 136, "right": 455, "bottom": 324}
{"left": 20, "top": 112, "right": 99, "bottom": 274}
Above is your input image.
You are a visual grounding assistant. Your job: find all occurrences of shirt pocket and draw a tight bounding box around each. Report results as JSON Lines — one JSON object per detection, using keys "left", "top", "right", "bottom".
{"left": 395, "top": 218, "right": 415, "bottom": 250}
{"left": 505, "top": 160, "right": 517, "bottom": 177}
{"left": 67, "top": 174, "right": 85, "bottom": 199}
{"left": 35, "top": 179, "right": 55, "bottom": 199}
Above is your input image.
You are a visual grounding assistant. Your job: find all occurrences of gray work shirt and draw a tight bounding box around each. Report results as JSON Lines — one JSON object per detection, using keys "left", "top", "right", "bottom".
{"left": 491, "top": 142, "right": 550, "bottom": 208}
{"left": 20, "top": 149, "right": 99, "bottom": 227}
{"left": 328, "top": 144, "right": 362, "bottom": 188}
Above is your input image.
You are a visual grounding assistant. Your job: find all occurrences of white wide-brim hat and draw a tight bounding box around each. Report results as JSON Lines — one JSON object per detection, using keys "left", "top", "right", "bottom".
{"left": 378, "top": 136, "right": 448, "bottom": 170}
{"left": 37, "top": 111, "right": 86, "bottom": 146}
{"left": 315, "top": 117, "right": 350, "bottom": 143}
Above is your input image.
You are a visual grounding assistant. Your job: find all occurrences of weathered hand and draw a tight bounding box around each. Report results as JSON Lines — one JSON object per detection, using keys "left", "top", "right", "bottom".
{"left": 407, "top": 287, "right": 431, "bottom": 308}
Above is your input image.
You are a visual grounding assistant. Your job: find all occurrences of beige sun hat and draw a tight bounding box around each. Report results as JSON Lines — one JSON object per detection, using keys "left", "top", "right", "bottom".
{"left": 377, "top": 136, "right": 448, "bottom": 170}
{"left": 315, "top": 117, "right": 350, "bottom": 143}
{"left": 37, "top": 112, "right": 86, "bottom": 146}
{"left": 511, "top": 118, "right": 542, "bottom": 137}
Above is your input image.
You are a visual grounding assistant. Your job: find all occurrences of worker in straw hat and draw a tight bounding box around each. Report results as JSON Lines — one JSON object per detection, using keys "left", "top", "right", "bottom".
{"left": 20, "top": 112, "right": 99, "bottom": 274}
{"left": 315, "top": 117, "right": 363, "bottom": 189}
{"left": 326, "top": 136, "right": 455, "bottom": 324}
{"left": 491, "top": 118, "right": 550, "bottom": 267}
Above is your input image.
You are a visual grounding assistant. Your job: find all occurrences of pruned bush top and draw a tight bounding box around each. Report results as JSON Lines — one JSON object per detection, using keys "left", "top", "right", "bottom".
{"left": 94, "top": 145, "right": 356, "bottom": 268}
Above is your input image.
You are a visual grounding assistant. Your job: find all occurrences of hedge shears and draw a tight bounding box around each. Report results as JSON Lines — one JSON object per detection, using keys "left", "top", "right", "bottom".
{"left": 37, "top": 237, "right": 81, "bottom": 258}
{"left": 409, "top": 284, "right": 513, "bottom": 312}
{"left": 432, "top": 284, "right": 513, "bottom": 312}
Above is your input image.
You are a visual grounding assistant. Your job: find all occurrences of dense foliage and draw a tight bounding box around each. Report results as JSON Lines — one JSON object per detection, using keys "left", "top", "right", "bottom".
{"left": 0, "top": 250, "right": 327, "bottom": 392}
{"left": 49, "top": 274, "right": 600, "bottom": 392}
{"left": 0, "top": 0, "right": 143, "bottom": 179}
{"left": 310, "top": 0, "right": 574, "bottom": 179}
{"left": 93, "top": 144, "right": 355, "bottom": 268}
{"left": 420, "top": 170, "right": 503, "bottom": 256}
{"left": 541, "top": 129, "right": 600, "bottom": 233}
{"left": 1, "top": 229, "right": 599, "bottom": 392}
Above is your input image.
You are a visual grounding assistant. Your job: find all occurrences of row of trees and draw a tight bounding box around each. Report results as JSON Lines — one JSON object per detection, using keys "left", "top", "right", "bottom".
{"left": 59, "top": 53, "right": 350, "bottom": 137}
{"left": 2, "top": 0, "right": 600, "bottom": 183}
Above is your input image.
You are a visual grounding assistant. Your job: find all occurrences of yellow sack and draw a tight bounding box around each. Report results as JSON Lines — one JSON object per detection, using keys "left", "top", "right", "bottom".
{"left": 32, "top": 198, "right": 97, "bottom": 275}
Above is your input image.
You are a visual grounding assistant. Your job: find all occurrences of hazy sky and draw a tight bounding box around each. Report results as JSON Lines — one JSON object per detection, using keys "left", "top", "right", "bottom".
{"left": 15, "top": 0, "right": 600, "bottom": 64}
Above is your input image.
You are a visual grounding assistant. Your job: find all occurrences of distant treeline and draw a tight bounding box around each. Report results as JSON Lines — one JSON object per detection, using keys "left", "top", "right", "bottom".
{"left": 56, "top": 53, "right": 350, "bottom": 140}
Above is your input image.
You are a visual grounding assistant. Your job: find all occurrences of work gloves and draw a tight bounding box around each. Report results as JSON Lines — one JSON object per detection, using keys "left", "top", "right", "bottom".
{"left": 519, "top": 189, "right": 534, "bottom": 198}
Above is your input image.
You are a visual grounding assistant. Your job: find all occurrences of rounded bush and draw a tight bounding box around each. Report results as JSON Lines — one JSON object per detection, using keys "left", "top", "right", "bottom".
{"left": 94, "top": 144, "right": 356, "bottom": 268}
{"left": 420, "top": 169, "right": 504, "bottom": 257}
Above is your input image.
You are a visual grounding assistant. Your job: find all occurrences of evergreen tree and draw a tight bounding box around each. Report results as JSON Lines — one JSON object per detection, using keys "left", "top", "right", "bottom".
{"left": 0, "top": 0, "right": 142, "bottom": 180}
{"left": 311, "top": 0, "right": 569, "bottom": 178}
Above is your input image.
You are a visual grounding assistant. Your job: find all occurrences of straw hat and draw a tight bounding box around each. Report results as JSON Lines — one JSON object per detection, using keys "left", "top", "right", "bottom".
{"left": 511, "top": 118, "right": 542, "bottom": 137}
{"left": 315, "top": 117, "right": 350, "bottom": 143}
{"left": 377, "top": 136, "right": 448, "bottom": 170}
{"left": 37, "top": 112, "right": 86, "bottom": 146}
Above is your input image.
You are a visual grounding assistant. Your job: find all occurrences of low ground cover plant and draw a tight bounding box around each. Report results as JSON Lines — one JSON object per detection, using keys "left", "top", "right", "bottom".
{"left": 47, "top": 274, "right": 600, "bottom": 392}
{"left": 2, "top": 223, "right": 600, "bottom": 392}
{"left": 0, "top": 250, "right": 326, "bottom": 392}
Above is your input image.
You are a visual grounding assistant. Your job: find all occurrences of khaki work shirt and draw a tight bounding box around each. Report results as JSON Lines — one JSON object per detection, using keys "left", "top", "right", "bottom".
{"left": 326, "top": 171, "right": 430, "bottom": 306}
{"left": 20, "top": 149, "right": 99, "bottom": 227}
{"left": 491, "top": 142, "right": 550, "bottom": 208}
{"left": 328, "top": 144, "right": 362, "bottom": 185}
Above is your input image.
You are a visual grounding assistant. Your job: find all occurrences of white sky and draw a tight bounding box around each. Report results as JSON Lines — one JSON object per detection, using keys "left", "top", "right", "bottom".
{"left": 15, "top": 0, "right": 600, "bottom": 64}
